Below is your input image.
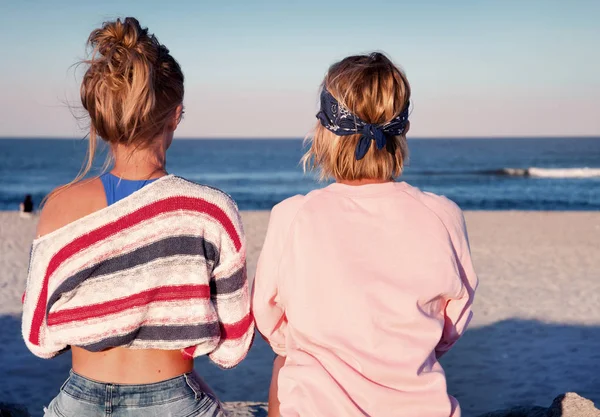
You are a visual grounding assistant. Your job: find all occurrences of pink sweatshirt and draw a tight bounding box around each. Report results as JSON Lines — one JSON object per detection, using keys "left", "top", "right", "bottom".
{"left": 252, "top": 181, "right": 478, "bottom": 417}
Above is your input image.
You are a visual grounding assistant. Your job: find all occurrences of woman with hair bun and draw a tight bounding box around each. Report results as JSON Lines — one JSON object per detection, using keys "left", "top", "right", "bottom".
{"left": 22, "top": 17, "right": 253, "bottom": 417}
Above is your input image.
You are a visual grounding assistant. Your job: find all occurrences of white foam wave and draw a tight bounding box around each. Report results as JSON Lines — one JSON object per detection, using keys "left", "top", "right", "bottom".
{"left": 502, "top": 167, "right": 600, "bottom": 178}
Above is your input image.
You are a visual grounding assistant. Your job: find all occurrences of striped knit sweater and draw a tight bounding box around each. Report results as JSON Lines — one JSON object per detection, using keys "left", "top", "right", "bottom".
{"left": 22, "top": 175, "right": 254, "bottom": 369}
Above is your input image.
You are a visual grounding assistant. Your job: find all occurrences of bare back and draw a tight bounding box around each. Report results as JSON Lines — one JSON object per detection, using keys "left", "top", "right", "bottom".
{"left": 37, "top": 178, "right": 193, "bottom": 384}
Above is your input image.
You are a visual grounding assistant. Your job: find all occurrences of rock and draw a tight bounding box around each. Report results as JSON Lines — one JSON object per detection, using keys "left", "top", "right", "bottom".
{"left": 0, "top": 403, "right": 31, "bottom": 417}
{"left": 548, "top": 393, "right": 600, "bottom": 417}
{"left": 478, "top": 392, "right": 600, "bottom": 417}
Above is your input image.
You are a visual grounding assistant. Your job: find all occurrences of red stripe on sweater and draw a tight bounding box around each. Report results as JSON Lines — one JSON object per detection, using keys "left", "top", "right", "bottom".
{"left": 220, "top": 312, "right": 254, "bottom": 340}
{"left": 180, "top": 314, "right": 253, "bottom": 360}
{"left": 47, "top": 284, "right": 210, "bottom": 326}
{"left": 29, "top": 196, "right": 242, "bottom": 346}
{"left": 182, "top": 346, "right": 197, "bottom": 360}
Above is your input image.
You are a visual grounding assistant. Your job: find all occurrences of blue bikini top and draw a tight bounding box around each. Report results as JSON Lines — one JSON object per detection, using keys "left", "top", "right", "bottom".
{"left": 99, "top": 173, "right": 159, "bottom": 206}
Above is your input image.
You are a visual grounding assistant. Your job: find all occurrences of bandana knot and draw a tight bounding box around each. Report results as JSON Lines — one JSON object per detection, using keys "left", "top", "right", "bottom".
{"left": 356, "top": 124, "right": 388, "bottom": 160}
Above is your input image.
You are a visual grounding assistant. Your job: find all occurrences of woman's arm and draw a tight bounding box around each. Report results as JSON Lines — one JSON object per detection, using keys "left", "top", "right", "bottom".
{"left": 253, "top": 198, "right": 303, "bottom": 413}
{"left": 253, "top": 201, "right": 300, "bottom": 355}
{"left": 268, "top": 355, "right": 286, "bottom": 417}
{"left": 435, "top": 206, "right": 479, "bottom": 358}
{"left": 206, "top": 201, "right": 254, "bottom": 368}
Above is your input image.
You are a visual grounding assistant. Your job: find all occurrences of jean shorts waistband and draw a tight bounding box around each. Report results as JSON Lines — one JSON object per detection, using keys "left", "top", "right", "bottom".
{"left": 61, "top": 370, "right": 206, "bottom": 406}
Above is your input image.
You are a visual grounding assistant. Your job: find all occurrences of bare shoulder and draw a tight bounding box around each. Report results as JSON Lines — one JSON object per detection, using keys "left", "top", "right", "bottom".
{"left": 37, "top": 178, "right": 107, "bottom": 238}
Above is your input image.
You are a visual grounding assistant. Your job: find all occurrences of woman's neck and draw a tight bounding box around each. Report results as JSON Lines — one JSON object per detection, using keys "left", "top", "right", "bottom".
{"left": 110, "top": 142, "right": 167, "bottom": 180}
{"left": 337, "top": 178, "right": 393, "bottom": 186}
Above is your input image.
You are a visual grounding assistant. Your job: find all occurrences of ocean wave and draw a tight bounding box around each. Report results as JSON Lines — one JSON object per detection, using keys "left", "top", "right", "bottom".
{"left": 499, "top": 167, "right": 600, "bottom": 178}
{"left": 405, "top": 167, "right": 600, "bottom": 178}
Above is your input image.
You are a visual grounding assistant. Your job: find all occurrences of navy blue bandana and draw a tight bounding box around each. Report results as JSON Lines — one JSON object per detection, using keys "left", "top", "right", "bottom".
{"left": 316, "top": 87, "right": 410, "bottom": 160}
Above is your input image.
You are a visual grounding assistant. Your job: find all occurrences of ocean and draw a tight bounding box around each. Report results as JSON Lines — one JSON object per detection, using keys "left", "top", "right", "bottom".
{"left": 1, "top": 137, "right": 599, "bottom": 211}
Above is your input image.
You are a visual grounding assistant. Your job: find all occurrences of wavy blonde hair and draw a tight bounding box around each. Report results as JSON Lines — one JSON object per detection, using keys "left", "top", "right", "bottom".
{"left": 303, "top": 52, "right": 411, "bottom": 181}
{"left": 47, "top": 17, "right": 184, "bottom": 202}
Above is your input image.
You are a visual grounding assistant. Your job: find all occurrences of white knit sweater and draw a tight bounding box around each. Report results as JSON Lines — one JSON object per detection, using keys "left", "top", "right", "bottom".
{"left": 22, "top": 175, "right": 254, "bottom": 368}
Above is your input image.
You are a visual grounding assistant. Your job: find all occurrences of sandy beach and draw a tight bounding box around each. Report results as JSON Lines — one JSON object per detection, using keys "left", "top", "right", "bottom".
{"left": 1, "top": 210, "right": 599, "bottom": 417}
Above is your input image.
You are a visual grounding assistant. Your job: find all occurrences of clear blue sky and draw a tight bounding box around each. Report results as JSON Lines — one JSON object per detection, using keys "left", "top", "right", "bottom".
{"left": 0, "top": 0, "right": 598, "bottom": 138}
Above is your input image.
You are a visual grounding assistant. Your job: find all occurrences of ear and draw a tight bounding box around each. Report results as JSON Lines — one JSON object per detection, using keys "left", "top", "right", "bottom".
{"left": 170, "top": 104, "right": 184, "bottom": 131}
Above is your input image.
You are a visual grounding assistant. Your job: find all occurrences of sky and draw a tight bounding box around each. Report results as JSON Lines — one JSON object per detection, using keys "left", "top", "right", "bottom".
{"left": 0, "top": 0, "right": 598, "bottom": 138}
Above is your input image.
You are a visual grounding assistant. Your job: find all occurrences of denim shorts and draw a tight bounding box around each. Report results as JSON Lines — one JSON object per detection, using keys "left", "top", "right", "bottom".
{"left": 43, "top": 370, "right": 226, "bottom": 417}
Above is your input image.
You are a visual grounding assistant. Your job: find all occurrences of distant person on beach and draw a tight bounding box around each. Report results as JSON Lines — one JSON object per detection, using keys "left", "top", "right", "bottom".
{"left": 19, "top": 194, "right": 34, "bottom": 217}
{"left": 253, "top": 53, "right": 479, "bottom": 417}
{"left": 22, "top": 17, "right": 252, "bottom": 417}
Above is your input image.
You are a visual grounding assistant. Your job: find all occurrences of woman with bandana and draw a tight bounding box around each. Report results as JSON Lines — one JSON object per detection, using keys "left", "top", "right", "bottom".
{"left": 252, "top": 53, "right": 478, "bottom": 417}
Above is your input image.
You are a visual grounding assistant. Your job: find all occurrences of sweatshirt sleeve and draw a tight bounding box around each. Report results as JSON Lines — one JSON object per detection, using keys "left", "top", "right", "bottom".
{"left": 205, "top": 197, "right": 255, "bottom": 368}
{"left": 252, "top": 197, "right": 302, "bottom": 357}
{"left": 435, "top": 201, "right": 479, "bottom": 358}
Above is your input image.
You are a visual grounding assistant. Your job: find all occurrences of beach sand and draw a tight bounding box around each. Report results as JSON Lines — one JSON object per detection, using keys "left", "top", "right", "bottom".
{"left": 1, "top": 211, "right": 599, "bottom": 416}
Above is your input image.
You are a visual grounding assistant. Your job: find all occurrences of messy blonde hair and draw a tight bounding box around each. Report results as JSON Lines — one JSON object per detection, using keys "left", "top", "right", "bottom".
{"left": 47, "top": 17, "right": 184, "bottom": 202}
{"left": 303, "top": 52, "right": 411, "bottom": 181}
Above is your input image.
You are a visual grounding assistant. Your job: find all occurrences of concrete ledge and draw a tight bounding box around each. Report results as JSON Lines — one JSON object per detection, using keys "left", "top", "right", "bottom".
{"left": 222, "top": 394, "right": 600, "bottom": 417}
{"left": 3, "top": 394, "right": 598, "bottom": 417}
{"left": 223, "top": 402, "right": 268, "bottom": 416}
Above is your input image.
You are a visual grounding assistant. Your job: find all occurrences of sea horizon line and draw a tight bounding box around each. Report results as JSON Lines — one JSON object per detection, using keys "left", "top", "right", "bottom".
{"left": 1, "top": 135, "right": 599, "bottom": 141}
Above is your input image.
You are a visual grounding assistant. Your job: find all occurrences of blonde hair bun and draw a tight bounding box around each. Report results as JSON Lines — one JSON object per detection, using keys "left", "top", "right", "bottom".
{"left": 90, "top": 17, "right": 146, "bottom": 55}
{"left": 44, "top": 17, "right": 185, "bottom": 204}
{"left": 80, "top": 16, "right": 184, "bottom": 147}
